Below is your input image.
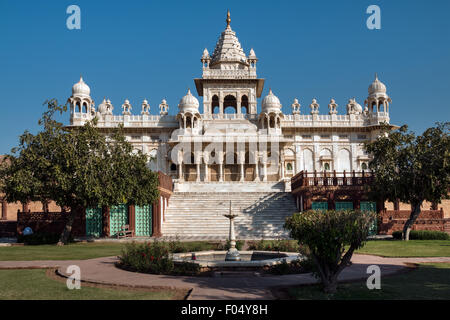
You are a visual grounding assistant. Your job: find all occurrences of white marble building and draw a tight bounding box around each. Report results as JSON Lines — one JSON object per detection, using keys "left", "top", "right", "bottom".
{"left": 67, "top": 12, "right": 394, "bottom": 193}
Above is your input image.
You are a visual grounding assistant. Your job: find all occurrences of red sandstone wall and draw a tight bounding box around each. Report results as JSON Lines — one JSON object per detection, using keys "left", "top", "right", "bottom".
{"left": 379, "top": 210, "right": 449, "bottom": 234}
{"left": 4, "top": 201, "right": 61, "bottom": 221}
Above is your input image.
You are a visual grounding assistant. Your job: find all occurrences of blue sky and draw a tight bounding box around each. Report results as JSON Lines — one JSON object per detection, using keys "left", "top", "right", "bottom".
{"left": 1, "top": 0, "right": 449, "bottom": 154}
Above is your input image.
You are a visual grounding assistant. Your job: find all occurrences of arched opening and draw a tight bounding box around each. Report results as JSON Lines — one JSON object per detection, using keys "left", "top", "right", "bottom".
{"left": 185, "top": 116, "right": 192, "bottom": 128}
{"left": 361, "top": 162, "right": 368, "bottom": 170}
{"left": 324, "top": 162, "right": 330, "bottom": 171}
{"left": 372, "top": 102, "right": 378, "bottom": 113}
{"left": 223, "top": 95, "right": 237, "bottom": 114}
{"left": 212, "top": 95, "right": 219, "bottom": 114}
{"left": 241, "top": 95, "right": 249, "bottom": 114}
{"left": 269, "top": 116, "right": 275, "bottom": 128}
{"left": 303, "top": 149, "right": 314, "bottom": 172}
{"left": 337, "top": 149, "right": 351, "bottom": 172}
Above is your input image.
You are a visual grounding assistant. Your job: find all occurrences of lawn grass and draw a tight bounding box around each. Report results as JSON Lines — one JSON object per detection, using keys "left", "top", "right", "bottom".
{"left": 0, "top": 242, "right": 126, "bottom": 261}
{"left": 356, "top": 239, "right": 450, "bottom": 257}
{"left": 0, "top": 269, "right": 185, "bottom": 300}
{"left": 287, "top": 263, "right": 450, "bottom": 300}
{"left": 0, "top": 240, "right": 222, "bottom": 261}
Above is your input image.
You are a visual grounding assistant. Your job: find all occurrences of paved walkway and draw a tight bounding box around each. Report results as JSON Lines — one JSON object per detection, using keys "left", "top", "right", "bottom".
{"left": 1, "top": 254, "right": 449, "bottom": 299}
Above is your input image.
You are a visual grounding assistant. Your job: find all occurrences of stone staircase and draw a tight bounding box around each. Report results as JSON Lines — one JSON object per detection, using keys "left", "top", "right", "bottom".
{"left": 161, "top": 192, "right": 297, "bottom": 239}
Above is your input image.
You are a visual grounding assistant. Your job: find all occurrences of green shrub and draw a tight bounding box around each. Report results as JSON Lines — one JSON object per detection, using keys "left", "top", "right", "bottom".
{"left": 17, "top": 232, "right": 73, "bottom": 245}
{"left": 117, "top": 240, "right": 204, "bottom": 275}
{"left": 266, "top": 257, "right": 316, "bottom": 275}
{"left": 392, "top": 231, "right": 403, "bottom": 240}
{"left": 285, "top": 210, "right": 375, "bottom": 293}
{"left": 118, "top": 241, "right": 174, "bottom": 274}
{"left": 167, "top": 238, "right": 218, "bottom": 253}
{"left": 392, "top": 230, "right": 449, "bottom": 240}
{"left": 247, "top": 239, "right": 299, "bottom": 252}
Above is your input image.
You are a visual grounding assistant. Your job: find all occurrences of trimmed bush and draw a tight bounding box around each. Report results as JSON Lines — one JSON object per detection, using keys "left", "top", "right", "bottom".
{"left": 392, "top": 230, "right": 449, "bottom": 240}
{"left": 266, "top": 257, "right": 315, "bottom": 275}
{"left": 247, "top": 239, "right": 299, "bottom": 252}
{"left": 219, "top": 240, "right": 244, "bottom": 251}
{"left": 117, "top": 240, "right": 200, "bottom": 275}
{"left": 392, "top": 231, "right": 403, "bottom": 240}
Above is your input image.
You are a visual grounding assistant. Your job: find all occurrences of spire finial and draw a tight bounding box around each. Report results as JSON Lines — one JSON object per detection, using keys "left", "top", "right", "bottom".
{"left": 375, "top": 72, "right": 378, "bottom": 80}
{"left": 226, "top": 10, "right": 231, "bottom": 27}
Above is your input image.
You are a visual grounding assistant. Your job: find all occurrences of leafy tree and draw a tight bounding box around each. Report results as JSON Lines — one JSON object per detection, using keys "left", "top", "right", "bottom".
{"left": 0, "top": 100, "right": 159, "bottom": 245}
{"left": 284, "top": 210, "right": 375, "bottom": 293}
{"left": 364, "top": 123, "right": 450, "bottom": 240}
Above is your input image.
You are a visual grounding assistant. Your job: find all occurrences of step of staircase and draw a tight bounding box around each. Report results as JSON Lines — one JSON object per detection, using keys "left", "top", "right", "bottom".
{"left": 162, "top": 192, "right": 297, "bottom": 239}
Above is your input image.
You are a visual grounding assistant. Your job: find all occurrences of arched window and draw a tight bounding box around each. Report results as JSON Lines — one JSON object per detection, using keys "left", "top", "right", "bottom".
{"left": 361, "top": 162, "right": 368, "bottom": 170}
{"left": 224, "top": 95, "right": 237, "bottom": 114}
{"left": 212, "top": 95, "right": 219, "bottom": 114}
{"left": 170, "top": 163, "right": 177, "bottom": 171}
{"left": 241, "top": 95, "right": 249, "bottom": 114}
{"left": 286, "top": 163, "right": 293, "bottom": 171}
{"left": 324, "top": 162, "right": 330, "bottom": 171}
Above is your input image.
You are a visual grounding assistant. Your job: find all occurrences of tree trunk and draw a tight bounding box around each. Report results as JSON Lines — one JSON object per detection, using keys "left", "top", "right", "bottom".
{"left": 402, "top": 202, "right": 422, "bottom": 241}
{"left": 313, "top": 246, "right": 356, "bottom": 294}
{"left": 57, "top": 207, "right": 77, "bottom": 246}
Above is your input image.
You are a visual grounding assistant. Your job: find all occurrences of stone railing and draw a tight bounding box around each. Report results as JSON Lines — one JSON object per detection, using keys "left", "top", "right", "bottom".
{"left": 202, "top": 68, "right": 257, "bottom": 79}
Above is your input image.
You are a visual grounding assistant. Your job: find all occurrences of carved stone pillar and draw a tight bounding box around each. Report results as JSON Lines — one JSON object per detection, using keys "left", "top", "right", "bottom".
{"left": 196, "top": 163, "right": 200, "bottom": 182}
{"left": 239, "top": 163, "right": 244, "bottom": 182}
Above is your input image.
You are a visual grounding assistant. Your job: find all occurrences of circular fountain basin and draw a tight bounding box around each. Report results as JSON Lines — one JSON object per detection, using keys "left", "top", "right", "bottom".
{"left": 172, "top": 250, "right": 302, "bottom": 271}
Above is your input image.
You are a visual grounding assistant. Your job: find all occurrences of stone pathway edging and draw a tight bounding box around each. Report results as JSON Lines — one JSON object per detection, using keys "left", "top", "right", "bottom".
{"left": 1, "top": 254, "right": 450, "bottom": 300}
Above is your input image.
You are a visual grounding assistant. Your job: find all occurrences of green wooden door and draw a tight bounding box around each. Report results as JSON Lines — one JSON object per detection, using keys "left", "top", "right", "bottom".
{"left": 312, "top": 202, "right": 328, "bottom": 210}
{"left": 109, "top": 204, "right": 129, "bottom": 237}
{"left": 86, "top": 207, "right": 102, "bottom": 238}
{"left": 361, "top": 201, "right": 377, "bottom": 236}
{"left": 135, "top": 205, "right": 152, "bottom": 237}
{"left": 335, "top": 202, "right": 354, "bottom": 210}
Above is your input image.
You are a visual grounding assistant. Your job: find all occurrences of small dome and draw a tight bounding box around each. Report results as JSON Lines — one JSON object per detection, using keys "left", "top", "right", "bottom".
{"left": 98, "top": 98, "right": 108, "bottom": 114}
{"left": 72, "top": 76, "right": 91, "bottom": 96}
{"left": 178, "top": 89, "right": 199, "bottom": 113}
{"left": 354, "top": 101, "right": 363, "bottom": 113}
{"left": 368, "top": 74, "right": 387, "bottom": 95}
{"left": 262, "top": 89, "right": 282, "bottom": 113}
